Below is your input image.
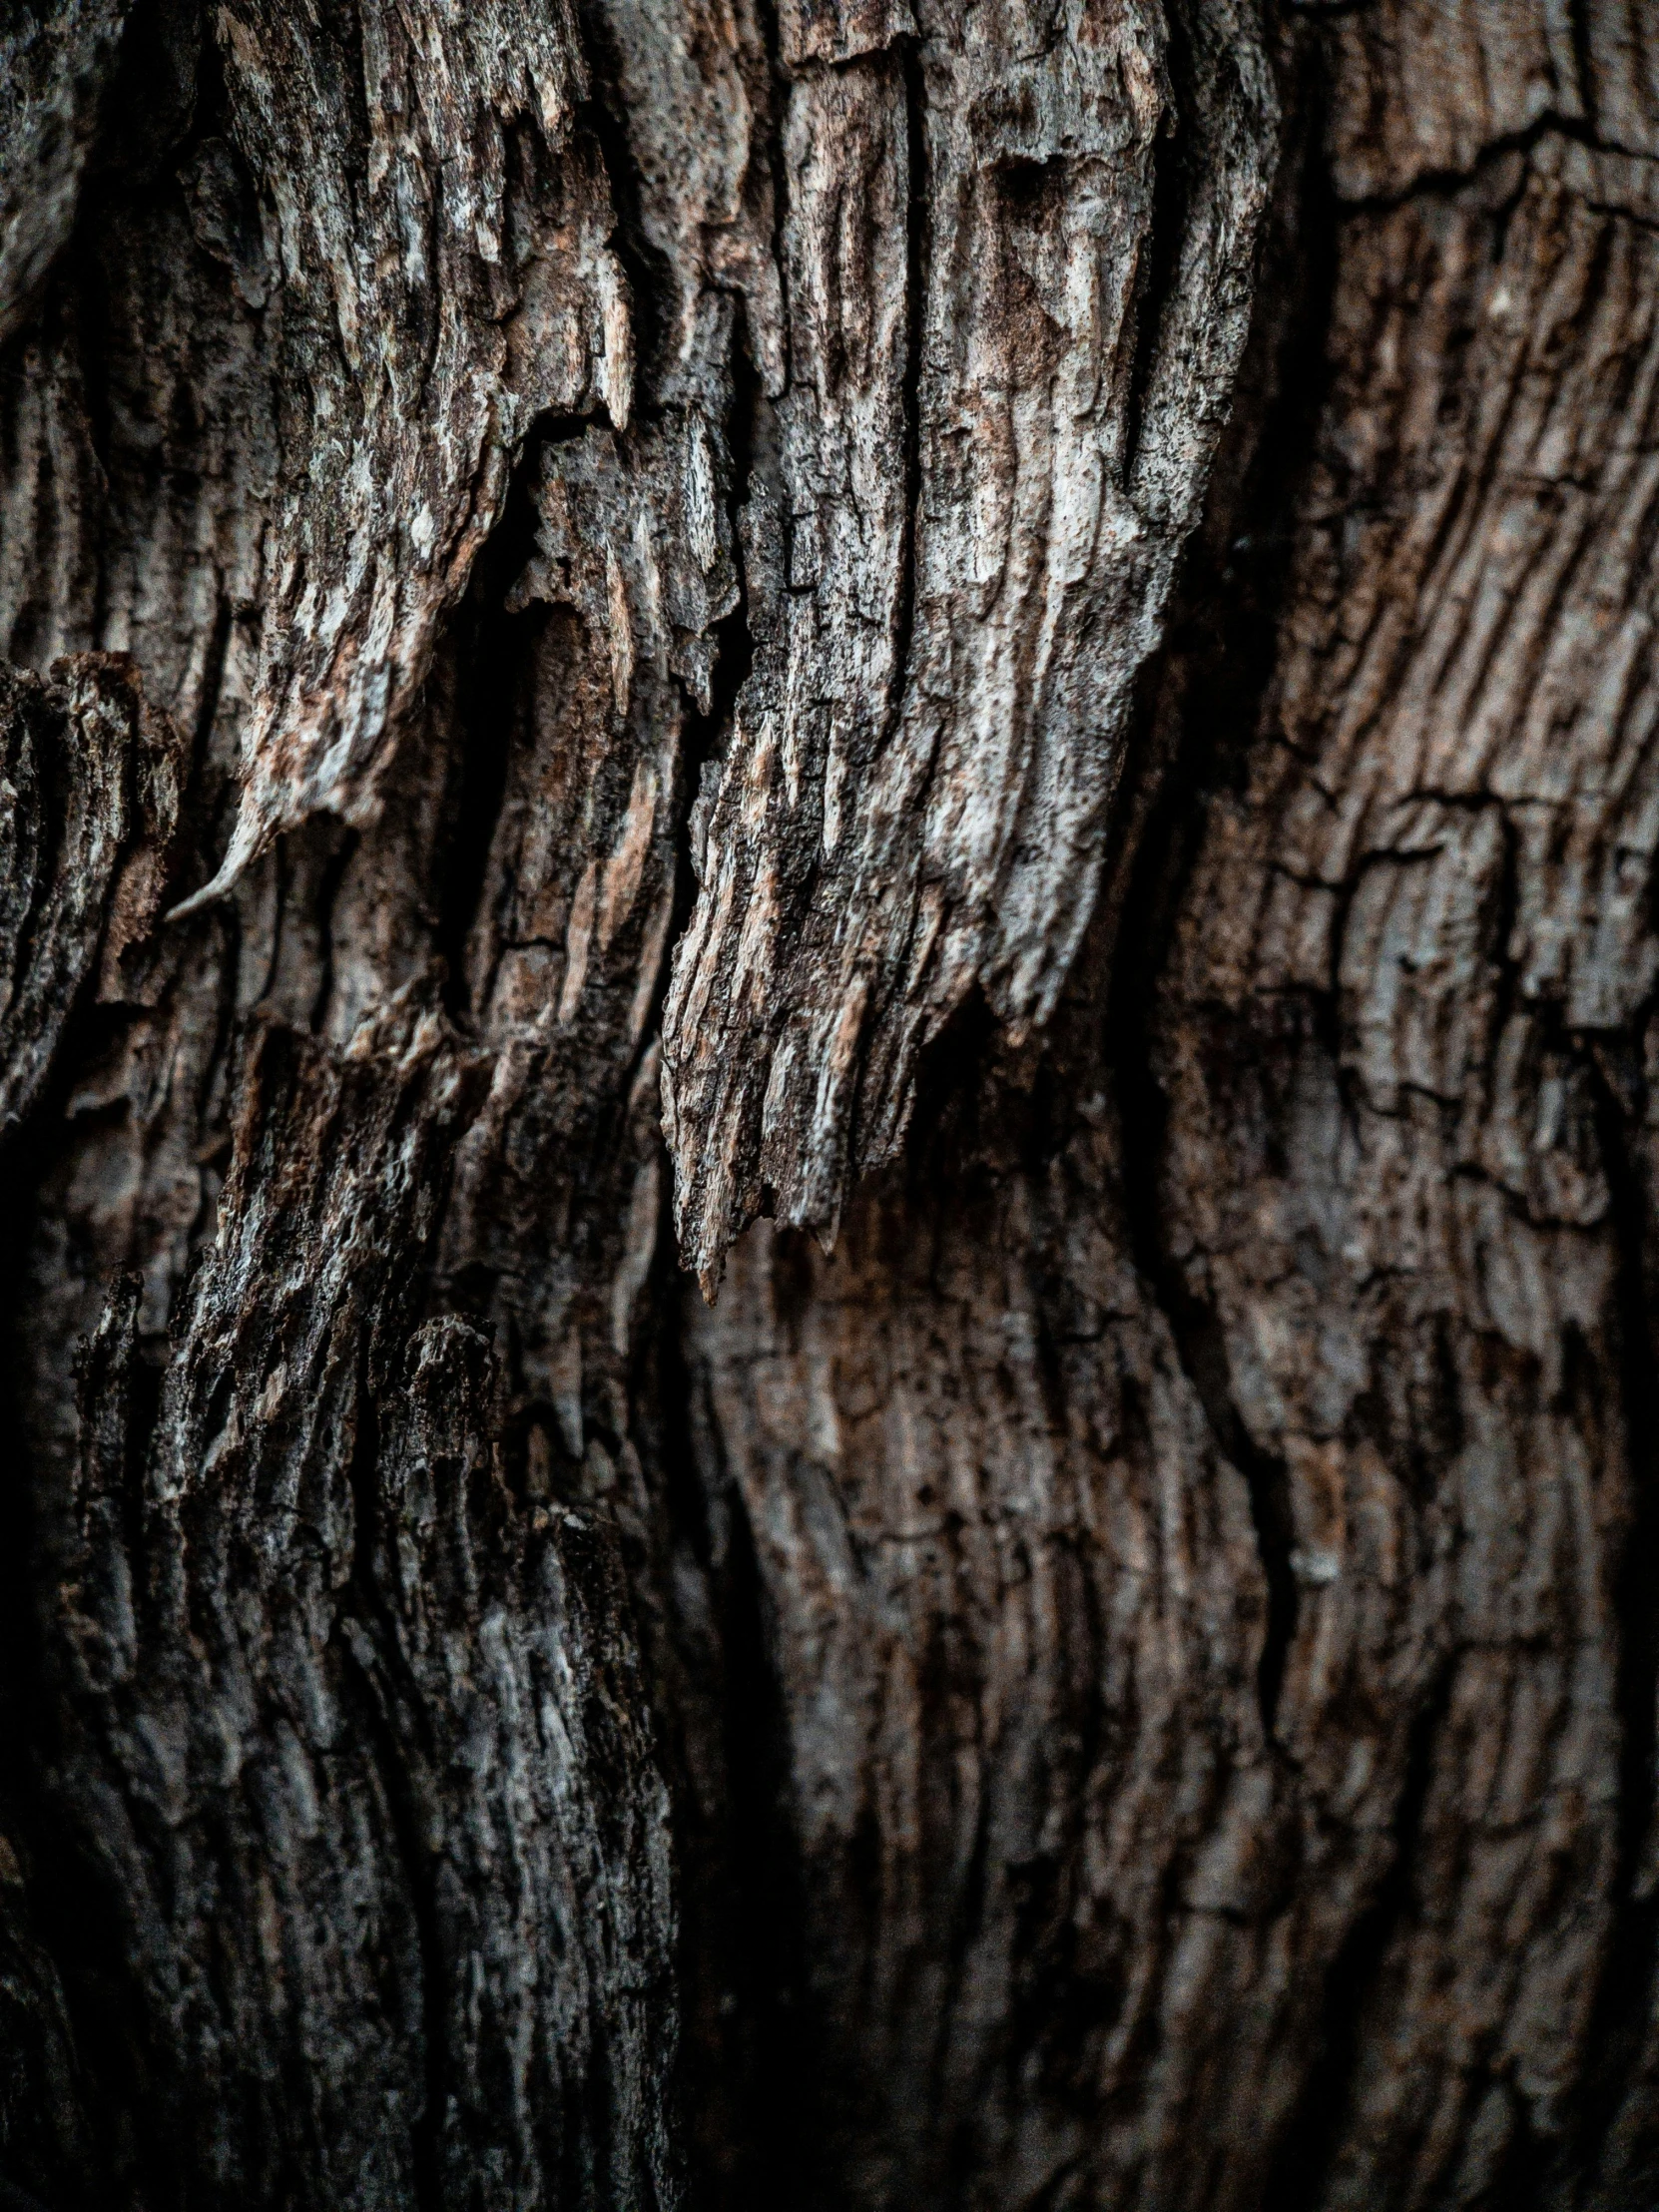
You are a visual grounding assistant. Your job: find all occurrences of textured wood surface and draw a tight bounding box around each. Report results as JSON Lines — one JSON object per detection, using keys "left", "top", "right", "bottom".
{"left": 1, "top": 3, "right": 1657, "bottom": 2209}
{"left": 661, "top": 0, "right": 1279, "bottom": 1281}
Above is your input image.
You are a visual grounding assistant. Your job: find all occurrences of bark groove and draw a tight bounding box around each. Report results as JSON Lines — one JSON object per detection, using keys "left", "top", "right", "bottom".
{"left": 2, "top": 5, "right": 1658, "bottom": 2211}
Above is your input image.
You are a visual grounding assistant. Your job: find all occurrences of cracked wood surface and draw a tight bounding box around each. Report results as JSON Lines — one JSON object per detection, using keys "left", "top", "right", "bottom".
{"left": 1, "top": 3, "right": 1658, "bottom": 2211}
{"left": 661, "top": 0, "right": 1281, "bottom": 1280}
{"left": 175, "top": 0, "right": 637, "bottom": 909}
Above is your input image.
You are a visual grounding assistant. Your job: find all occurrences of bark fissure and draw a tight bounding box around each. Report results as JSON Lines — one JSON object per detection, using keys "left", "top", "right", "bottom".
{"left": 429, "top": 439, "right": 554, "bottom": 1025}
{"left": 6, "top": 3, "right": 1659, "bottom": 2207}
{"left": 333, "top": 1568, "right": 447, "bottom": 2212}
{"left": 1567, "top": 0, "right": 1598, "bottom": 146}
{"left": 1264, "top": 1664, "right": 1455, "bottom": 2212}
{"left": 1102, "top": 69, "right": 1340, "bottom": 1748}
{"left": 1334, "top": 112, "right": 1659, "bottom": 219}
{"left": 1114, "top": 1012, "right": 1303, "bottom": 1740}
{"left": 1565, "top": 1057, "right": 1659, "bottom": 2199}
{"left": 883, "top": 35, "right": 924, "bottom": 770}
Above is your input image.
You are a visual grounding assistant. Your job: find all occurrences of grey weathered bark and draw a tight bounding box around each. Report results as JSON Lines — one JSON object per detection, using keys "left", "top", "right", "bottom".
{"left": 2, "top": 2, "right": 1658, "bottom": 2209}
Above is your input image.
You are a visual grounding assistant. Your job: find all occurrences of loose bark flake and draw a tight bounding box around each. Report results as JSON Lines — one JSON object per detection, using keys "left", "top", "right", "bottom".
{"left": 661, "top": 0, "right": 1281, "bottom": 1282}
{"left": 179, "top": 0, "right": 637, "bottom": 908}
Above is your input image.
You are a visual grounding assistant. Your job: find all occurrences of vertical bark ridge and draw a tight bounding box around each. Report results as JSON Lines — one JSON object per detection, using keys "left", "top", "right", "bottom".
{"left": 4, "top": 4, "right": 1659, "bottom": 2209}
{"left": 174, "top": 0, "right": 638, "bottom": 906}
{"left": 1560, "top": 1060, "right": 1659, "bottom": 2205}
{"left": 685, "top": 11, "right": 1659, "bottom": 2212}
{"left": 0, "top": 0, "right": 130, "bottom": 349}
{"left": 1153, "top": 103, "right": 1659, "bottom": 2212}
{"left": 0, "top": 5, "right": 710, "bottom": 2196}
{"left": 661, "top": 0, "right": 1282, "bottom": 1282}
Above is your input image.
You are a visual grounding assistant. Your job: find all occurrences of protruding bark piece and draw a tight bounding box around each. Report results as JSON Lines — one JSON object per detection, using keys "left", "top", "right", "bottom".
{"left": 433, "top": 407, "right": 737, "bottom": 1409}
{"left": 662, "top": 0, "right": 1281, "bottom": 1283}
{"left": 581, "top": 0, "right": 783, "bottom": 405}
{"left": 178, "top": 0, "right": 636, "bottom": 909}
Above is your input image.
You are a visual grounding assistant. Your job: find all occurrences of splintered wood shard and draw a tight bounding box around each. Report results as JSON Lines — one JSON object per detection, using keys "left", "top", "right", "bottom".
{"left": 661, "top": 0, "right": 1279, "bottom": 1285}
{"left": 174, "top": 0, "right": 633, "bottom": 912}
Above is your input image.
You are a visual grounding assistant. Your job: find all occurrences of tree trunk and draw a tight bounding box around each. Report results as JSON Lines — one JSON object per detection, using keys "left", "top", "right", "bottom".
{"left": 2, "top": 2, "right": 1658, "bottom": 2207}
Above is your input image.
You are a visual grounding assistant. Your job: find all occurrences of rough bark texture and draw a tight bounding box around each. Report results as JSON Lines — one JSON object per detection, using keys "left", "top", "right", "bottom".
{"left": 2, "top": 4, "right": 1659, "bottom": 2211}
{"left": 661, "top": 0, "right": 1279, "bottom": 1280}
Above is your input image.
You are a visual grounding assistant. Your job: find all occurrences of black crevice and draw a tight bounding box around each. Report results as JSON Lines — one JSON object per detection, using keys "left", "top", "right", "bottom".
{"left": 1334, "top": 110, "right": 1640, "bottom": 221}
{"left": 187, "top": 593, "right": 234, "bottom": 797}
{"left": 181, "top": 6, "right": 235, "bottom": 166}
{"left": 1483, "top": 806, "right": 1523, "bottom": 1083}
{"left": 1113, "top": 1066, "right": 1303, "bottom": 1738}
{"left": 0, "top": 1244, "right": 161, "bottom": 2208}
{"left": 1123, "top": 12, "right": 1192, "bottom": 483}
{"left": 1261, "top": 1663, "right": 1454, "bottom": 2212}
{"left": 574, "top": 5, "right": 675, "bottom": 401}
{"left": 638, "top": 1214, "right": 814, "bottom": 2212}
{"left": 670, "top": 301, "right": 763, "bottom": 966}
{"left": 1567, "top": 0, "right": 1599, "bottom": 142}
{"left": 101, "top": 0, "right": 218, "bottom": 192}
{"left": 712, "top": 1471, "right": 816, "bottom": 2212}
{"left": 410, "top": 118, "right": 448, "bottom": 416}
{"left": 880, "top": 36, "right": 926, "bottom": 761}
{"left": 1483, "top": 2083, "right": 1548, "bottom": 2212}
{"left": 1102, "top": 43, "right": 1340, "bottom": 1747}
{"left": 68, "top": 0, "right": 235, "bottom": 575}
{"left": 307, "top": 823, "right": 360, "bottom": 1035}
{"left": 431, "top": 425, "right": 559, "bottom": 1025}
{"left": 337, "top": 1357, "right": 448, "bottom": 2212}
{"left": 864, "top": 34, "right": 942, "bottom": 1147}
{"left": 1559, "top": 1058, "right": 1659, "bottom": 2200}
{"left": 753, "top": 0, "right": 793, "bottom": 393}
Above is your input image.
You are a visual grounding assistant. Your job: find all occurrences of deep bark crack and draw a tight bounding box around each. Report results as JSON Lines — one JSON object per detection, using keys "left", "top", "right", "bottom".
{"left": 1263, "top": 1664, "right": 1455, "bottom": 2212}
{"left": 1563, "top": 1055, "right": 1659, "bottom": 2198}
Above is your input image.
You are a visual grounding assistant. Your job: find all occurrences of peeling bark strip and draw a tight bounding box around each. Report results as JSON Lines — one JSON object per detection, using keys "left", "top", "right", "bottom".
{"left": 662, "top": 0, "right": 1280, "bottom": 1281}
{"left": 5, "top": 3, "right": 1659, "bottom": 2211}
{"left": 177, "top": 0, "right": 635, "bottom": 908}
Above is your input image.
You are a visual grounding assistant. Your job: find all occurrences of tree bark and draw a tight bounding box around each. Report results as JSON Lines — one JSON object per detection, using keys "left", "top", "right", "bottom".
{"left": 2, "top": 3, "right": 1658, "bottom": 2209}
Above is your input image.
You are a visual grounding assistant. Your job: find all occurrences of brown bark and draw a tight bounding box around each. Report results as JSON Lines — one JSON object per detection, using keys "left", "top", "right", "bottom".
{"left": 1, "top": 4, "right": 1657, "bottom": 2210}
